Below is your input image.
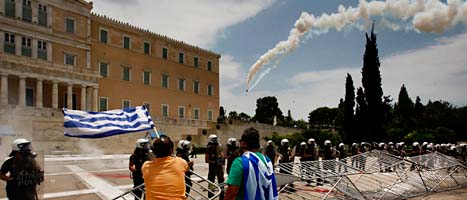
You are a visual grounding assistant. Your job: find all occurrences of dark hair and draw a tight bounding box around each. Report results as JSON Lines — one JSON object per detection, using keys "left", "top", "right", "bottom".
{"left": 241, "top": 127, "right": 260, "bottom": 150}
{"left": 152, "top": 135, "right": 174, "bottom": 158}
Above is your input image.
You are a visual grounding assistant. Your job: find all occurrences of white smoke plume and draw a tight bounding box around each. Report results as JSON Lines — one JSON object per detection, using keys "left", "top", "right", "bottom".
{"left": 246, "top": 0, "right": 467, "bottom": 91}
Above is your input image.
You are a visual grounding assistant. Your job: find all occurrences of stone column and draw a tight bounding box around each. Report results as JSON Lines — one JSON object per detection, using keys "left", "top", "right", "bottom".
{"left": 0, "top": 73, "right": 8, "bottom": 105}
{"left": 15, "top": 0, "right": 22, "bottom": 19}
{"left": 92, "top": 87, "right": 98, "bottom": 111}
{"left": 80, "top": 85, "right": 86, "bottom": 111}
{"left": 18, "top": 76, "right": 26, "bottom": 107}
{"left": 52, "top": 81, "right": 58, "bottom": 108}
{"left": 46, "top": 41, "right": 52, "bottom": 61}
{"left": 86, "top": 50, "right": 91, "bottom": 69}
{"left": 32, "top": 38, "right": 38, "bottom": 58}
{"left": 67, "top": 84, "right": 73, "bottom": 109}
{"left": 36, "top": 78, "right": 43, "bottom": 108}
{"left": 31, "top": 1, "right": 38, "bottom": 23}
{"left": 47, "top": 6, "right": 52, "bottom": 28}
{"left": 15, "top": 35, "right": 22, "bottom": 56}
{"left": 86, "top": 87, "right": 92, "bottom": 111}
{"left": 0, "top": 0, "right": 4, "bottom": 17}
{"left": 0, "top": 32, "right": 4, "bottom": 53}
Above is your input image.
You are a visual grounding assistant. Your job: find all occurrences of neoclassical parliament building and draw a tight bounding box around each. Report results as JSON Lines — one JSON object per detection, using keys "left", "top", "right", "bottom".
{"left": 0, "top": 0, "right": 220, "bottom": 155}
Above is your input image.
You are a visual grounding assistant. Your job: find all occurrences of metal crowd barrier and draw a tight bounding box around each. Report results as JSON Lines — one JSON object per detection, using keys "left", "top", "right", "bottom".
{"left": 113, "top": 151, "right": 466, "bottom": 200}
{"left": 275, "top": 150, "right": 467, "bottom": 200}
{"left": 112, "top": 170, "right": 221, "bottom": 200}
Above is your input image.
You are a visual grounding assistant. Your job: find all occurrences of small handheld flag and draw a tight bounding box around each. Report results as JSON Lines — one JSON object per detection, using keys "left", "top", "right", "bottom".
{"left": 63, "top": 106, "right": 154, "bottom": 138}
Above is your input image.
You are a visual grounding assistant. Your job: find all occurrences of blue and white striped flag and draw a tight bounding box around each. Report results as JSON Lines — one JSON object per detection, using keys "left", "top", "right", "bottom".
{"left": 63, "top": 106, "right": 154, "bottom": 138}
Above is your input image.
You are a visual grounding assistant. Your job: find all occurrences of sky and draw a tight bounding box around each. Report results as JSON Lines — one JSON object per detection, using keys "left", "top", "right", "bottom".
{"left": 92, "top": 0, "right": 467, "bottom": 120}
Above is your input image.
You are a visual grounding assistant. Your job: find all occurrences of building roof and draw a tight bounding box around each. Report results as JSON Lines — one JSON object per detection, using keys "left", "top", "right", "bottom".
{"left": 91, "top": 13, "right": 221, "bottom": 59}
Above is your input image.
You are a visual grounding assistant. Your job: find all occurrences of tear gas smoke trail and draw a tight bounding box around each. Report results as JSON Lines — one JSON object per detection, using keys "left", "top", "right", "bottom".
{"left": 246, "top": 0, "right": 467, "bottom": 91}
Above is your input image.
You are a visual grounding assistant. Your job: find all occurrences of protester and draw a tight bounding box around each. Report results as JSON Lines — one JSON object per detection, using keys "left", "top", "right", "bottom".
{"left": 205, "top": 134, "right": 225, "bottom": 199}
{"left": 0, "top": 138, "right": 43, "bottom": 200}
{"left": 142, "top": 135, "right": 190, "bottom": 200}
{"left": 129, "top": 138, "right": 151, "bottom": 200}
{"left": 176, "top": 139, "right": 193, "bottom": 197}
{"left": 225, "top": 127, "right": 278, "bottom": 200}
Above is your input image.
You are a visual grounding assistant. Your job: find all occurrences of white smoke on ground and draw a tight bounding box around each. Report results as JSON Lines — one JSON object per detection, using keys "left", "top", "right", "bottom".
{"left": 246, "top": 0, "right": 467, "bottom": 91}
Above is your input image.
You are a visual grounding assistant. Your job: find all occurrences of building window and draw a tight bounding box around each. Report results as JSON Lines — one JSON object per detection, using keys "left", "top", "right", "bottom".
{"left": 207, "top": 85, "right": 213, "bottom": 96}
{"left": 99, "top": 62, "right": 108, "bottom": 77}
{"left": 5, "top": 0, "right": 16, "bottom": 18}
{"left": 100, "top": 28, "right": 108, "bottom": 43}
{"left": 178, "top": 106, "right": 185, "bottom": 119}
{"left": 99, "top": 97, "right": 108, "bottom": 111}
{"left": 65, "top": 18, "right": 75, "bottom": 33}
{"left": 123, "top": 36, "right": 130, "bottom": 49}
{"left": 122, "top": 100, "right": 131, "bottom": 109}
{"left": 143, "top": 71, "right": 151, "bottom": 85}
{"left": 207, "top": 61, "right": 212, "bottom": 71}
{"left": 64, "top": 53, "right": 76, "bottom": 66}
{"left": 161, "top": 74, "right": 169, "bottom": 88}
{"left": 144, "top": 41, "right": 151, "bottom": 55}
{"left": 178, "top": 78, "right": 185, "bottom": 91}
{"left": 193, "top": 81, "right": 199, "bottom": 94}
{"left": 4, "top": 33, "right": 15, "bottom": 54}
{"left": 208, "top": 110, "right": 213, "bottom": 121}
{"left": 21, "top": 37, "right": 32, "bottom": 57}
{"left": 37, "top": 40, "right": 47, "bottom": 60}
{"left": 26, "top": 88, "right": 34, "bottom": 106}
{"left": 194, "top": 108, "right": 200, "bottom": 120}
{"left": 38, "top": 4, "right": 47, "bottom": 27}
{"left": 122, "top": 66, "right": 131, "bottom": 81}
{"left": 22, "top": 0, "right": 32, "bottom": 22}
{"left": 144, "top": 103, "right": 150, "bottom": 113}
{"left": 162, "top": 104, "right": 169, "bottom": 117}
{"left": 194, "top": 57, "right": 199, "bottom": 68}
{"left": 178, "top": 52, "right": 184, "bottom": 64}
{"left": 162, "top": 47, "right": 168, "bottom": 59}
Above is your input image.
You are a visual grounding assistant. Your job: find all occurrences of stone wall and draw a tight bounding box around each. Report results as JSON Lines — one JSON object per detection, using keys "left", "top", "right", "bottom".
{"left": 0, "top": 107, "right": 302, "bottom": 156}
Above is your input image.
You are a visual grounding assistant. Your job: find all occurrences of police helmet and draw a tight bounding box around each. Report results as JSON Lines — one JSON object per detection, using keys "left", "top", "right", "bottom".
{"left": 136, "top": 138, "right": 150, "bottom": 150}
{"left": 339, "top": 143, "right": 344, "bottom": 148}
{"left": 267, "top": 140, "right": 273, "bottom": 145}
{"left": 178, "top": 139, "right": 191, "bottom": 149}
{"left": 208, "top": 134, "right": 218, "bottom": 144}
{"left": 413, "top": 142, "right": 420, "bottom": 147}
{"left": 228, "top": 138, "right": 237, "bottom": 145}
{"left": 422, "top": 142, "right": 428, "bottom": 147}
{"left": 281, "top": 139, "right": 289, "bottom": 146}
{"left": 12, "top": 138, "right": 33, "bottom": 152}
{"left": 324, "top": 140, "right": 331, "bottom": 146}
{"left": 379, "top": 142, "right": 385, "bottom": 148}
{"left": 300, "top": 142, "right": 306, "bottom": 146}
{"left": 308, "top": 138, "right": 315, "bottom": 144}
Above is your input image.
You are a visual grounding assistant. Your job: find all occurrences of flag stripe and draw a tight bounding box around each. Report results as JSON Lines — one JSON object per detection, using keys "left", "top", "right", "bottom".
{"left": 63, "top": 106, "right": 154, "bottom": 138}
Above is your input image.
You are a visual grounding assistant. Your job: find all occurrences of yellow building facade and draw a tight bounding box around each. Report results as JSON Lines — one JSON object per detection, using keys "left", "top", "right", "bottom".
{"left": 0, "top": 0, "right": 220, "bottom": 156}
{"left": 0, "top": 0, "right": 220, "bottom": 121}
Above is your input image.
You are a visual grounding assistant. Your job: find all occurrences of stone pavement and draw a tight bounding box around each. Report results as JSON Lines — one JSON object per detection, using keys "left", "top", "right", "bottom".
{"left": 1, "top": 154, "right": 466, "bottom": 200}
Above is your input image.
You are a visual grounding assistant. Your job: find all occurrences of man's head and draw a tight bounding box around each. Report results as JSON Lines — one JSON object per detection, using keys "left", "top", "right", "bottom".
{"left": 240, "top": 127, "right": 260, "bottom": 151}
{"left": 207, "top": 134, "right": 219, "bottom": 147}
{"left": 152, "top": 135, "right": 174, "bottom": 158}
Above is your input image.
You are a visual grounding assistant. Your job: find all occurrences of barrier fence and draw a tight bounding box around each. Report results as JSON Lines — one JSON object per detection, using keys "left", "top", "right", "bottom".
{"left": 113, "top": 151, "right": 466, "bottom": 200}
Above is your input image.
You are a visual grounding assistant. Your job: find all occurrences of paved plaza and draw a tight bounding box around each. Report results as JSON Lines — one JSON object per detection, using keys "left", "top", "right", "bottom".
{"left": 1, "top": 153, "right": 466, "bottom": 200}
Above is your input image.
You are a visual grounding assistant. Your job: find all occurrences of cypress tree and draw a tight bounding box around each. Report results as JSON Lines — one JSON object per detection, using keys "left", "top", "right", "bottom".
{"left": 355, "top": 87, "right": 368, "bottom": 141}
{"left": 395, "top": 84, "right": 415, "bottom": 137}
{"left": 344, "top": 73, "right": 355, "bottom": 142}
{"left": 361, "top": 23, "right": 385, "bottom": 141}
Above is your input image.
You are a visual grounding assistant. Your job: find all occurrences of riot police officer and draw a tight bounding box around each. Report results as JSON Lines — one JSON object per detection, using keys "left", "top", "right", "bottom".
{"left": 205, "top": 134, "right": 224, "bottom": 199}
{"left": 1, "top": 138, "right": 43, "bottom": 200}
{"left": 176, "top": 139, "right": 193, "bottom": 196}
{"left": 264, "top": 140, "right": 277, "bottom": 164}
{"left": 129, "top": 138, "right": 151, "bottom": 200}
{"left": 226, "top": 138, "right": 239, "bottom": 174}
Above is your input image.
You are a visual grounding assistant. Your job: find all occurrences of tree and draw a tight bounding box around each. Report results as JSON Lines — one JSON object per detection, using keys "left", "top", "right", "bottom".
{"left": 361, "top": 23, "right": 385, "bottom": 141}
{"left": 355, "top": 87, "right": 368, "bottom": 141}
{"left": 344, "top": 73, "right": 355, "bottom": 142}
{"left": 217, "top": 106, "right": 226, "bottom": 123}
{"left": 308, "top": 107, "right": 338, "bottom": 128}
{"left": 394, "top": 84, "right": 415, "bottom": 136}
{"left": 253, "top": 96, "right": 284, "bottom": 124}
{"left": 228, "top": 111, "right": 238, "bottom": 120}
{"left": 238, "top": 112, "right": 251, "bottom": 122}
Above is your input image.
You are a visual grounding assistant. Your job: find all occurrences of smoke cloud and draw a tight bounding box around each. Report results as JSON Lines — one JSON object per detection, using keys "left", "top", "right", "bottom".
{"left": 246, "top": 0, "right": 467, "bottom": 91}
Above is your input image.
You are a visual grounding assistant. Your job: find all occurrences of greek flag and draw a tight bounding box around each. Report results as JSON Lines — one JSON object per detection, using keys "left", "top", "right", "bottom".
{"left": 242, "top": 151, "right": 278, "bottom": 200}
{"left": 63, "top": 106, "right": 154, "bottom": 138}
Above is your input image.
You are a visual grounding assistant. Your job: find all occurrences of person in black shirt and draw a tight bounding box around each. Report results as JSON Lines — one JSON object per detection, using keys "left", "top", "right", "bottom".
{"left": 129, "top": 138, "right": 150, "bottom": 200}
{"left": 264, "top": 140, "right": 277, "bottom": 164}
{"left": 205, "top": 134, "right": 224, "bottom": 200}
{"left": 1, "top": 138, "right": 43, "bottom": 200}
{"left": 176, "top": 139, "right": 194, "bottom": 197}
{"left": 225, "top": 138, "right": 239, "bottom": 175}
